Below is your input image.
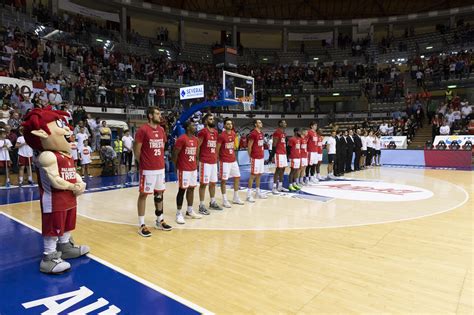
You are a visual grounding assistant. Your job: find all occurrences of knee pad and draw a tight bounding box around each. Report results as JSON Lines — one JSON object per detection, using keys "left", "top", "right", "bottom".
{"left": 154, "top": 193, "right": 163, "bottom": 203}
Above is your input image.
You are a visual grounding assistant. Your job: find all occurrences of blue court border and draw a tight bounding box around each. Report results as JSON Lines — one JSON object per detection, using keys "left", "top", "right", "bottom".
{"left": 0, "top": 212, "right": 212, "bottom": 315}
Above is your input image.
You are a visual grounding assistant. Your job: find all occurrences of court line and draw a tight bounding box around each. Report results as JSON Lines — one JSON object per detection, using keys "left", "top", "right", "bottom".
{"left": 0, "top": 211, "right": 214, "bottom": 315}
{"left": 74, "top": 181, "right": 470, "bottom": 231}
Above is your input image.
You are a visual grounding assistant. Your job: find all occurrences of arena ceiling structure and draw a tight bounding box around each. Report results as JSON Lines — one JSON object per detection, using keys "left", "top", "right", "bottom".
{"left": 145, "top": 0, "right": 474, "bottom": 20}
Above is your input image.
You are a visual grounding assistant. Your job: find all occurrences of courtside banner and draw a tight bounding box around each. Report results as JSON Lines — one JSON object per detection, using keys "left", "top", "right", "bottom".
{"left": 381, "top": 136, "right": 407, "bottom": 149}
{"left": 433, "top": 135, "right": 474, "bottom": 146}
{"left": 180, "top": 85, "right": 204, "bottom": 100}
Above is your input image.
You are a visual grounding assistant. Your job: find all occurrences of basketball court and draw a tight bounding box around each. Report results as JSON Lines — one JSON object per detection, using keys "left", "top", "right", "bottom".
{"left": 1, "top": 164, "right": 472, "bottom": 314}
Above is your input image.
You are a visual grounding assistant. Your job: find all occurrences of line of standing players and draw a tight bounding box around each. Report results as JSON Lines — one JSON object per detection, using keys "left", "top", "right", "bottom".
{"left": 134, "top": 107, "right": 267, "bottom": 237}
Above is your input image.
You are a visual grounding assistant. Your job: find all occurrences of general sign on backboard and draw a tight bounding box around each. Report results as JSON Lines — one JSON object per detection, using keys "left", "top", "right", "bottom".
{"left": 179, "top": 85, "right": 204, "bottom": 100}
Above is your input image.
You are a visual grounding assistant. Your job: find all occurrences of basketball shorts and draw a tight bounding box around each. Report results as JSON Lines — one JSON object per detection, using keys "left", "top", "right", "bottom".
{"left": 290, "top": 158, "right": 301, "bottom": 169}
{"left": 139, "top": 169, "right": 166, "bottom": 194}
{"left": 309, "top": 152, "right": 321, "bottom": 165}
{"left": 275, "top": 154, "right": 288, "bottom": 168}
{"left": 219, "top": 161, "right": 241, "bottom": 180}
{"left": 18, "top": 156, "right": 32, "bottom": 166}
{"left": 250, "top": 158, "right": 265, "bottom": 175}
{"left": 328, "top": 154, "right": 335, "bottom": 163}
{"left": 178, "top": 169, "right": 198, "bottom": 189}
{"left": 199, "top": 162, "right": 218, "bottom": 184}
{"left": 41, "top": 207, "right": 77, "bottom": 237}
{"left": 301, "top": 157, "right": 308, "bottom": 167}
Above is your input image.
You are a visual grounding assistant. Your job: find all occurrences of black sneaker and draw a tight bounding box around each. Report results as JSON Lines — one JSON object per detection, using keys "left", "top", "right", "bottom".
{"left": 138, "top": 224, "right": 152, "bottom": 237}
{"left": 155, "top": 220, "right": 173, "bottom": 231}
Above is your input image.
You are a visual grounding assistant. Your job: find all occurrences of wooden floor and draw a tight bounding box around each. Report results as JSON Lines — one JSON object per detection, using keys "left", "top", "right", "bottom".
{"left": 2, "top": 167, "right": 473, "bottom": 314}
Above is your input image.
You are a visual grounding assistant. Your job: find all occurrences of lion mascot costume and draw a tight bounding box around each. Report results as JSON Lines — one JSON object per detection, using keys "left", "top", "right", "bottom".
{"left": 22, "top": 108, "right": 89, "bottom": 274}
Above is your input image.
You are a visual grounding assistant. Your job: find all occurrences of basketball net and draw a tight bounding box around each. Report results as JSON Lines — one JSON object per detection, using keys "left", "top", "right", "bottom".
{"left": 236, "top": 96, "right": 253, "bottom": 111}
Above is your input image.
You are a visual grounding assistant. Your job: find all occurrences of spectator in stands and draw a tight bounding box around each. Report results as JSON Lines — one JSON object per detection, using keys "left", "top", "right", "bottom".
{"left": 439, "top": 121, "right": 450, "bottom": 135}
{"left": 7, "top": 112, "right": 20, "bottom": 131}
{"left": 378, "top": 121, "right": 388, "bottom": 136}
{"left": 48, "top": 88, "right": 63, "bottom": 107}
{"left": 98, "top": 82, "right": 107, "bottom": 106}
{"left": 461, "top": 101, "right": 472, "bottom": 124}
{"left": 99, "top": 120, "right": 111, "bottom": 146}
{"left": 0, "top": 103, "right": 10, "bottom": 124}
{"left": 148, "top": 86, "right": 156, "bottom": 106}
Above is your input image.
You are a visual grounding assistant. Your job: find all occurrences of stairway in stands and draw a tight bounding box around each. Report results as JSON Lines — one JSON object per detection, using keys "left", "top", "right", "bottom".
{"left": 408, "top": 120, "right": 432, "bottom": 149}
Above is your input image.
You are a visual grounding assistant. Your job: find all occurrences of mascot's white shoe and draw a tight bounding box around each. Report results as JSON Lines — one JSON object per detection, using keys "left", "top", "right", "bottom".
{"left": 40, "top": 251, "right": 71, "bottom": 274}
{"left": 57, "top": 238, "right": 90, "bottom": 259}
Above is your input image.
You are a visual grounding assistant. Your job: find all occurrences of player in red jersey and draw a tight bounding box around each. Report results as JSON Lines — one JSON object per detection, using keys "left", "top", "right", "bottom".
{"left": 217, "top": 118, "right": 244, "bottom": 208}
{"left": 172, "top": 121, "right": 202, "bottom": 224}
{"left": 288, "top": 128, "right": 302, "bottom": 192}
{"left": 22, "top": 108, "right": 88, "bottom": 274}
{"left": 306, "top": 121, "right": 319, "bottom": 183}
{"left": 270, "top": 120, "right": 289, "bottom": 194}
{"left": 299, "top": 128, "right": 309, "bottom": 185}
{"left": 246, "top": 119, "right": 268, "bottom": 202}
{"left": 134, "top": 107, "right": 172, "bottom": 237}
{"left": 197, "top": 113, "right": 223, "bottom": 215}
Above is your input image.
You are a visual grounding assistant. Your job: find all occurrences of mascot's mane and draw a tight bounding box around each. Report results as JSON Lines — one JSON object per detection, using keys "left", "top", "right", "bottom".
{"left": 22, "top": 107, "right": 70, "bottom": 151}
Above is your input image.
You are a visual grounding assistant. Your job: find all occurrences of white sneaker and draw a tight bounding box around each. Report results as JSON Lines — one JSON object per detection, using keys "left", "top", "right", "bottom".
{"left": 185, "top": 210, "right": 202, "bottom": 219}
{"left": 176, "top": 212, "right": 185, "bottom": 224}
{"left": 233, "top": 198, "right": 244, "bottom": 205}
{"left": 223, "top": 200, "right": 232, "bottom": 208}
{"left": 317, "top": 174, "right": 324, "bottom": 180}
{"left": 272, "top": 188, "right": 280, "bottom": 195}
{"left": 246, "top": 195, "right": 255, "bottom": 203}
{"left": 311, "top": 177, "right": 319, "bottom": 183}
{"left": 278, "top": 187, "right": 289, "bottom": 192}
{"left": 256, "top": 193, "right": 268, "bottom": 199}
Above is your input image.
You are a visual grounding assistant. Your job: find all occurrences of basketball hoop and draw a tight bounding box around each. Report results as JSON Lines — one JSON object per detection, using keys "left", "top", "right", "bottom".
{"left": 237, "top": 96, "right": 253, "bottom": 111}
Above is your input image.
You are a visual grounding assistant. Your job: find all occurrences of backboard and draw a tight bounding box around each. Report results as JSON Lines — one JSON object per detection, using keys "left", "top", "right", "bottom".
{"left": 222, "top": 70, "right": 255, "bottom": 111}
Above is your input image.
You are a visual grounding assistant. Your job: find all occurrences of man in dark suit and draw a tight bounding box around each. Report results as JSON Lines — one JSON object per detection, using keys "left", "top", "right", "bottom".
{"left": 353, "top": 129, "right": 362, "bottom": 171}
{"left": 335, "top": 130, "right": 346, "bottom": 176}
{"left": 345, "top": 129, "right": 354, "bottom": 172}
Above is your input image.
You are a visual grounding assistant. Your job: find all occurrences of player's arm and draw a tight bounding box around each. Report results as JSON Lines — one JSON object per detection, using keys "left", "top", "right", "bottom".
{"left": 37, "top": 152, "right": 81, "bottom": 192}
{"left": 216, "top": 141, "right": 222, "bottom": 160}
{"left": 171, "top": 146, "right": 181, "bottom": 166}
{"left": 197, "top": 136, "right": 204, "bottom": 162}
{"left": 269, "top": 133, "right": 278, "bottom": 161}
{"left": 133, "top": 141, "right": 142, "bottom": 162}
{"left": 247, "top": 138, "right": 253, "bottom": 157}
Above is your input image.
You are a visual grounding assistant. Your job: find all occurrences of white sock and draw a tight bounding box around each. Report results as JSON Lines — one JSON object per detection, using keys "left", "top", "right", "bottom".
{"left": 19, "top": 176, "right": 23, "bottom": 183}
{"left": 187, "top": 206, "right": 193, "bottom": 213}
{"left": 210, "top": 197, "right": 216, "bottom": 203}
{"left": 177, "top": 209, "right": 183, "bottom": 215}
{"left": 223, "top": 194, "right": 228, "bottom": 201}
{"left": 278, "top": 182, "right": 283, "bottom": 189}
{"left": 247, "top": 188, "right": 252, "bottom": 196}
{"left": 199, "top": 201, "right": 205, "bottom": 206}
{"left": 58, "top": 231, "right": 71, "bottom": 244}
{"left": 273, "top": 182, "right": 277, "bottom": 189}
{"left": 138, "top": 216, "right": 145, "bottom": 226}
{"left": 28, "top": 176, "right": 33, "bottom": 181}
{"left": 233, "top": 191, "right": 239, "bottom": 200}
{"left": 43, "top": 236, "right": 58, "bottom": 255}
{"left": 256, "top": 188, "right": 261, "bottom": 194}
{"left": 157, "top": 214, "right": 164, "bottom": 222}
